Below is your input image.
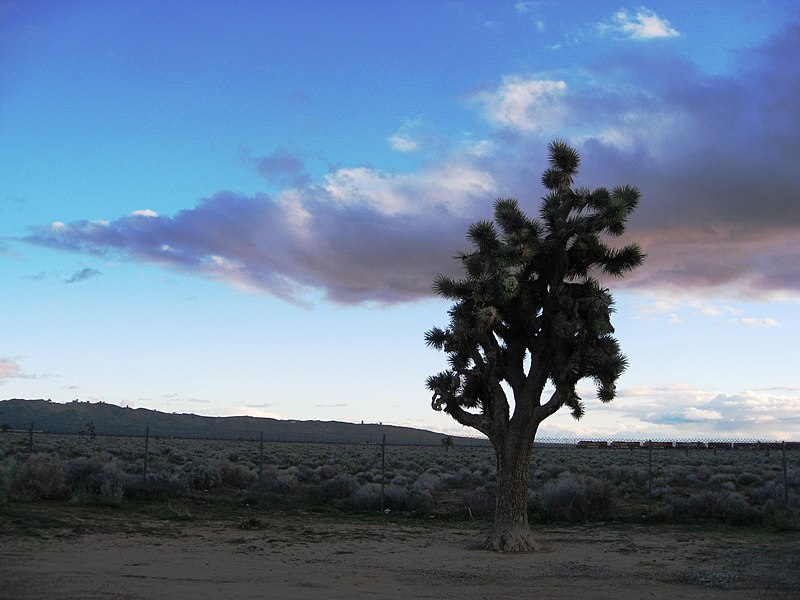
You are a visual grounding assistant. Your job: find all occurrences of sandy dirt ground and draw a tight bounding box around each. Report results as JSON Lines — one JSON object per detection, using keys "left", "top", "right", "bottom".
{"left": 1, "top": 506, "right": 799, "bottom": 600}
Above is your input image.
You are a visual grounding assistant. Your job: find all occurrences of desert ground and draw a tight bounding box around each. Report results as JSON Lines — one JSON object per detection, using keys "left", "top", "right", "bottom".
{"left": 1, "top": 504, "right": 798, "bottom": 599}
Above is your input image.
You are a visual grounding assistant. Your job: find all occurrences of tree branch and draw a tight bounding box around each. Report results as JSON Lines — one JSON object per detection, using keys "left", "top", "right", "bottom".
{"left": 445, "top": 402, "right": 490, "bottom": 437}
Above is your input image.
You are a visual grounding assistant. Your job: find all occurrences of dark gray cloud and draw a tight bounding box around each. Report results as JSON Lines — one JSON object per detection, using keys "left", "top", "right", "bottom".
{"left": 480, "top": 21, "right": 800, "bottom": 299}
{"left": 64, "top": 267, "right": 101, "bottom": 284}
{"left": 25, "top": 21, "right": 800, "bottom": 304}
{"left": 28, "top": 180, "right": 481, "bottom": 304}
{"left": 244, "top": 148, "right": 311, "bottom": 188}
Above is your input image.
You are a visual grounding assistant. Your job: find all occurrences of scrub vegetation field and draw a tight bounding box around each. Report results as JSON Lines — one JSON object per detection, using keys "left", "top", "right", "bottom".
{"left": 1, "top": 431, "right": 797, "bottom": 527}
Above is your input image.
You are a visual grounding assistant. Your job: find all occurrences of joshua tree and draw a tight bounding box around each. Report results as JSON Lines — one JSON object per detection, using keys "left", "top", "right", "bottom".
{"left": 441, "top": 436, "right": 454, "bottom": 453}
{"left": 425, "top": 140, "right": 644, "bottom": 551}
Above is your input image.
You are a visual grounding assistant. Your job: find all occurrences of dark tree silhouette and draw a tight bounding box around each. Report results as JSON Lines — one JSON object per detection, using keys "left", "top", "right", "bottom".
{"left": 441, "top": 436, "right": 454, "bottom": 453}
{"left": 425, "top": 141, "right": 644, "bottom": 551}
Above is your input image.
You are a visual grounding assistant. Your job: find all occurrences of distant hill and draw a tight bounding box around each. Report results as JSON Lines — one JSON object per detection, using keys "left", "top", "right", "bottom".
{"left": 0, "top": 398, "right": 488, "bottom": 446}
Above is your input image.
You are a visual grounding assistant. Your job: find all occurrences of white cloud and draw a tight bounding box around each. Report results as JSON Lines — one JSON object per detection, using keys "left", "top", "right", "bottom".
{"left": 628, "top": 294, "right": 781, "bottom": 328}
{"left": 387, "top": 117, "right": 422, "bottom": 153}
{"left": 322, "top": 162, "right": 496, "bottom": 216}
{"left": 474, "top": 76, "right": 567, "bottom": 132}
{"left": 323, "top": 167, "right": 407, "bottom": 215}
{"left": 461, "top": 139, "right": 494, "bottom": 157}
{"left": 131, "top": 209, "right": 159, "bottom": 218}
{"left": 737, "top": 317, "right": 779, "bottom": 327}
{"left": 601, "top": 386, "right": 800, "bottom": 439}
{"left": 693, "top": 302, "right": 739, "bottom": 318}
{"left": 667, "top": 313, "right": 682, "bottom": 325}
{"left": 536, "top": 384, "right": 799, "bottom": 440}
{"left": 608, "top": 8, "right": 680, "bottom": 40}
{"left": 683, "top": 407, "right": 723, "bottom": 421}
{"left": 388, "top": 133, "right": 419, "bottom": 152}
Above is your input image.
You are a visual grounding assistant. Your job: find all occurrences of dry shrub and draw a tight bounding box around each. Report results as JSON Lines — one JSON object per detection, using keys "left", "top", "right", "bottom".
{"left": 64, "top": 453, "right": 129, "bottom": 506}
{"left": 319, "top": 473, "right": 358, "bottom": 502}
{"left": 736, "top": 472, "right": 761, "bottom": 488}
{"left": 535, "top": 474, "right": 614, "bottom": 522}
{"left": 10, "top": 453, "right": 65, "bottom": 500}
{"left": 219, "top": 461, "right": 255, "bottom": 488}
{"left": 412, "top": 472, "right": 442, "bottom": 493}
{"left": 344, "top": 483, "right": 381, "bottom": 511}
{"left": 341, "top": 483, "right": 433, "bottom": 513}
{"left": 184, "top": 463, "right": 223, "bottom": 490}
{"left": 665, "top": 490, "right": 757, "bottom": 524}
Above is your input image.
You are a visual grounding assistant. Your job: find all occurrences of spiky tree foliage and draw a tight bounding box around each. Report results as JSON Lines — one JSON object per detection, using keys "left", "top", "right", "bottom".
{"left": 425, "top": 140, "right": 644, "bottom": 551}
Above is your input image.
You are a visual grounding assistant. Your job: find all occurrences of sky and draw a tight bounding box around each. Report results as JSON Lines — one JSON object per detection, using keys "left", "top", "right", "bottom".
{"left": 1, "top": 0, "right": 799, "bottom": 441}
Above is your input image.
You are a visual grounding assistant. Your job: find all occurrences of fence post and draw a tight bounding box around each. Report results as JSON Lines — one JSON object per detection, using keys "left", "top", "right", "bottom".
{"left": 28, "top": 423, "right": 34, "bottom": 452}
{"left": 380, "top": 434, "right": 386, "bottom": 513}
{"left": 259, "top": 431, "right": 265, "bottom": 490}
{"left": 783, "top": 441, "right": 789, "bottom": 513}
{"left": 143, "top": 426, "right": 149, "bottom": 486}
{"left": 648, "top": 445, "right": 653, "bottom": 515}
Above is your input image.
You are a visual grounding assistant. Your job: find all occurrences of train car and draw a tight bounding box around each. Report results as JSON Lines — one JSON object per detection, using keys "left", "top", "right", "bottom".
{"left": 758, "top": 442, "right": 784, "bottom": 451}
{"left": 707, "top": 441, "right": 733, "bottom": 451}
{"left": 674, "top": 441, "right": 706, "bottom": 451}
{"left": 577, "top": 440, "right": 610, "bottom": 448}
{"left": 642, "top": 441, "right": 675, "bottom": 449}
{"left": 610, "top": 441, "right": 641, "bottom": 449}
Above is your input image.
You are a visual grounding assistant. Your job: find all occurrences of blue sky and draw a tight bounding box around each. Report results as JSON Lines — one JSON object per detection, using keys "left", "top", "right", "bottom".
{"left": 2, "top": 1, "right": 799, "bottom": 440}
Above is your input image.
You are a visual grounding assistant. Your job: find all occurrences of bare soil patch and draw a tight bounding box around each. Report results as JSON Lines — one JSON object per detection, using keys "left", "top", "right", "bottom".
{"left": 1, "top": 503, "right": 798, "bottom": 599}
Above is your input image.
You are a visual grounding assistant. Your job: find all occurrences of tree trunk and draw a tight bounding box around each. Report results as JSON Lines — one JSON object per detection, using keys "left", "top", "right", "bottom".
{"left": 481, "top": 431, "right": 541, "bottom": 552}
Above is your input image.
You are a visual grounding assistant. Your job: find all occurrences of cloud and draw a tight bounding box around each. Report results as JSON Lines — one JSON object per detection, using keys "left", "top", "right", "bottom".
{"left": 154, "top": 393, "right": 210, "bottom": 405}
{"left": 244, "top": 148, "right": 310, "bottom": 187}
{"left": 0, "top": 358, "right": 42, "bottom": 384}
{"left": 64, "top": 267, "right": 101, "bottom": 284}
{"left": 388, "top": 133, "right": 419, "bottom": 152}
{"left": 26, "top": 158, "right": 494, "bottom": 304}
{"left": 592, "top": 385, "right": 800, "bottom": 440}
{"left": 473, "top": 76, "right": 567, "bottom": 133}
{"left": 23, "top": 21, "right": 800, "bottom": 305}
{"left": 387, "top": 117, "right": 423, "bottom": 153}
{"left": 0, "top": 359, "right": 23, "bottom": 380}
{"left": 629, "top": 296, "right": 778, "bottom": 327}
{"left": 736, "top": 317, "right": 779, "bottom": 328}
{"left": 131, "top": 209, "right": 158, "bottom": 218}
{"left": 604, "top": 8, "right": 680, "bottom": 40}
{"left": 1, "top": 242, "right": 22, "bottom": 259}
{"left": 485, "top": 22, "right": 800, "bottom": 301}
